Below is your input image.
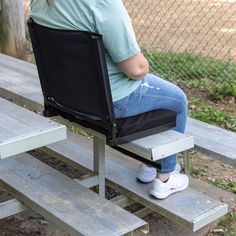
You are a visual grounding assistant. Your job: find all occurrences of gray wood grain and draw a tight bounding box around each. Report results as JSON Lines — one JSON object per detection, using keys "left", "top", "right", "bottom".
{"left": 0, "top": 199, "right": 27, "bottom": 219}
{"left": 0, "top": 54, "right": 235, "bottom": 166}
{"left": 0, "top": 154, "right": 146, "bottom": 236}
{"left": 0, "top": 53, "right": 38, "bottom": 77}
{"left": 0, "top": 97, "right": 66, "bottom": 158}
{"left": 186, "top": 117, "right": 236, "bottom": 166}
{"left": 45, "top": 131, "right": 228, "bottom": 231}
{"left": 119, "top": 130, "right": 194, "bottom": 161}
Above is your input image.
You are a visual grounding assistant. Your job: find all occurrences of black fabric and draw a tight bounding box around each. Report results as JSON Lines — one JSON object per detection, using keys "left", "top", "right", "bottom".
{"left": 28, "top": 18, "right": 177, "bottom": 146}
{"left": 28, "top": 19, "right": 114, "bottom": 121}
{"left": 116, "top": 109, "right": 176, "bottom": 137}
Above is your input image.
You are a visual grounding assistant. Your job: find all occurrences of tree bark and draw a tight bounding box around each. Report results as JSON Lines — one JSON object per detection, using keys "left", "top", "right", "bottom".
{"left": 0, "top": 0, "right": 26, "bottom": 59}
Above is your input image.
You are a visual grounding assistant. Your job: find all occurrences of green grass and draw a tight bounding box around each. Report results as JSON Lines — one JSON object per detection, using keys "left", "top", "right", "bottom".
{"left": 219, "top": 212, "right": 236, "bottom": 236}
{"left": 211, "top": 178, "right": 236, "bottom": 194}
{"left": 189, "top": 104, "right": 236, "bottom": 132}
{"left": 190, "top": 165, "right": 208, "bottom": 175}
{"left": 143, "top": 49, "right": 236, "bottom": 130}
{"left": 144, "top": 50, "right": 236, "bottom": 99}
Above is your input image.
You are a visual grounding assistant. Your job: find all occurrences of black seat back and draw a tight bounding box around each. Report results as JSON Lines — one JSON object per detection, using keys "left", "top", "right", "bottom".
{"left": 28, "top": 18, "right": 115, "bottom": 122}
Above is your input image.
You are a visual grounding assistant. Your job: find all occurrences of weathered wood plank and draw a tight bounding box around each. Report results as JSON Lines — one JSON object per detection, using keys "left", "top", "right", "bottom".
{"left": 0, "top": 199, "right": 27, "bottom": 219}
{"left": 0, "top": 53, "right": 235, "bottom": 166}
{"left": 186, "top": 118, "right": 236, "bottom": 166}
{"left": 0, "top": 97, "right": 66, "bottom": 159}
{"left": 111, "top": 195, "right": 134, "bottom": 208}
{"left": 134, "top": 208, "right": 153, "bottom": 219}
{"left": 0, "top": 65, "right": 41, "bottom": 94}
{"left": 0, "top": 154, "right": 147, "bottom": 236}
{"left": 44, "top": 132, "right": 228, "bottom": 232}
{"left": 119, "top": 130, "right": 194, "bottom": 161}
{"left": 0, "top": 53, "right": 38, "bottom": 77}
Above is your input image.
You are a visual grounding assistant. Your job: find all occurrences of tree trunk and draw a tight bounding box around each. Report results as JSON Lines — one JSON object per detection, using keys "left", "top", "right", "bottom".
{"left": 0, "top": 0, "right": 26, "bottom": 59}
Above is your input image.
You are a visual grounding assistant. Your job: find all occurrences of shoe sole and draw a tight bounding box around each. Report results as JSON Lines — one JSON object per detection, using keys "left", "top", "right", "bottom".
{"left": 136, "top": 173, "right": 157, "bottom": 184}
{"left": 150, "top": 182, "right": 189, "bottom": 199}
{"left": 136, "top": 164, "right": 180, "bottom": 184}
{"left": 136, "top": 177, "right": 154, "bottom": 184}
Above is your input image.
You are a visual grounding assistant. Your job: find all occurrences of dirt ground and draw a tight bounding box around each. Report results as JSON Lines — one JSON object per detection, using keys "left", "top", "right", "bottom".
{"left": 0, "top": 1, "right": 235, "bottom": 235}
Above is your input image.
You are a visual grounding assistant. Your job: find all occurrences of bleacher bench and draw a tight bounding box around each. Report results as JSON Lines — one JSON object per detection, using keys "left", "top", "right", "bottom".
{"left": 0, "top": 153, "right": 148, "bottom": 236}
{"left": 0, "top": 97, "right": 66, "bottom": 159}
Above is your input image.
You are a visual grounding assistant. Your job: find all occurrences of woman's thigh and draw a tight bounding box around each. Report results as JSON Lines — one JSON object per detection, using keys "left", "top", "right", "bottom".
{"left": 114, "top": 74, "right": 188, "bottom": 118}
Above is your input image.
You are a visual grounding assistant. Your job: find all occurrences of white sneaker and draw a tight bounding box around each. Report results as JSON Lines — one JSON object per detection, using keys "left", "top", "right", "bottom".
{"left": 137, "top": 163, "right": 181, "bottom": 183}
{"left": 150, "top": 173, "right": 189, "bottom": 199}
{"left": 137, "top": 164, "right": 157, "bottom": 183}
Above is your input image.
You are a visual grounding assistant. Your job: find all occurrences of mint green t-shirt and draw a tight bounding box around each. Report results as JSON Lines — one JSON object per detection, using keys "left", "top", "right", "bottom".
{"left": 30, "top": 0, "right": 142, "bottom": 101}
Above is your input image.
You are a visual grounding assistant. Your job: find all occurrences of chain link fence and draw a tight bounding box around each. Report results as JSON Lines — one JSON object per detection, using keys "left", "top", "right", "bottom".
{"left": 124, "top": 0, "right": 236, "bottom": 100}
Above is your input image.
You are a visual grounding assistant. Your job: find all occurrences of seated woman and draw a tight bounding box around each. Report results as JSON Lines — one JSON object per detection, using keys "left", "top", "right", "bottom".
{"left": 30, "top": 0, "right": 189, "bottom": 199}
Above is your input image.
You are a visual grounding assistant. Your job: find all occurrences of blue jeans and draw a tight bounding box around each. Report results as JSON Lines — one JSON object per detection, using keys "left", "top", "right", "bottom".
{"left": 113, "top": 74, "right": 188, "bottom": 173}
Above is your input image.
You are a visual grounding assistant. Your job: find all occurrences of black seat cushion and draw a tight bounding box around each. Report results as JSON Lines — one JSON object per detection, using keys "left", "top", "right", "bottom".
{"left": 115, "top": 109, "right": 176, "bottom": 143}
{"left": 56, "top": 106, "right": 177, "bottom": 145}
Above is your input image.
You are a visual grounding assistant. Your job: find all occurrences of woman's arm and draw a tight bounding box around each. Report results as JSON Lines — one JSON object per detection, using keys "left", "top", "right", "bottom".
{"left": 118, "top": 52, "right": 149, "bottom": 80}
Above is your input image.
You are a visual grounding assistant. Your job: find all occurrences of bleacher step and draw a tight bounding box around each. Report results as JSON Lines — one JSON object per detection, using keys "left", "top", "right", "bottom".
{"left": 44, "top": 132, "right": 228, "bottom": 232}
{"left": 0, "top": 97, "right": 66, "bottom": 159}
{"left": 0, "top": 154, "right": 147, "bottom": 236}
{"left": 0, "top": 199, "right": 27, "bottom": 219}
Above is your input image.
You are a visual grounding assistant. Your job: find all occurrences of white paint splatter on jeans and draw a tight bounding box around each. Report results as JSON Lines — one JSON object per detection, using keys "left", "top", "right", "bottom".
{"left": 142, "top": 81, "right": 160, "bottom": 90}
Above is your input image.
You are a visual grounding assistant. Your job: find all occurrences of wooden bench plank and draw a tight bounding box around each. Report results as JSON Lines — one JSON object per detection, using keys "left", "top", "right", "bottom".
{"left": 44, "top": 132, "right": 228, "bottom": 232}
{"left": 186, "top": 118, "right": 236, "bottom": 166}
{"left": 119, "top": 130, "right": 194, "bottom": 161}
{"left": 0, "top": 53, "right": 38, "bottom": 75}
{"left": 0, "top": 54, "right": 235, "bottom": 166}
{"left": 0, "top": 154, "right": 147, "bottom": 236}
{"left": 0, "top": 199, "right": 27, "bottom": 219}
{"left": 0, "top": 97, "right": 66, "bottom": 159}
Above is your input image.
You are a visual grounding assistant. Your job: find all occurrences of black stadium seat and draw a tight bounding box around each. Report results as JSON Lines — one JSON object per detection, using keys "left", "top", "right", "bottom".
{"left": 28, "top": 18, "right": 176, "bottom": 146}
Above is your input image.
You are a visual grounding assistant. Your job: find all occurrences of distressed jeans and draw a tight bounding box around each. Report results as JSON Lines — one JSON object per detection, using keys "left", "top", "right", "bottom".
{"left": 113, "top": 74, "right": 188, "bottom": 173}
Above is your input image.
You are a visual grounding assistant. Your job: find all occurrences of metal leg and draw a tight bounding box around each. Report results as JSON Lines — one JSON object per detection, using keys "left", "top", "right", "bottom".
{"left": 93, "top": 136, "right": 106, "bottom": 198}
{"left": 183, "top": 150, "right": 190, "bottom": 176}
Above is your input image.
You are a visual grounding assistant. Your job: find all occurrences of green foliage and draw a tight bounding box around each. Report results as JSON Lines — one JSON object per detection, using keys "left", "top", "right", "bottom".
{"left": 211, "top": 178, "right": 236, "bottom": 194}
{"left": 190, "top": 165, "right": 208, "bottom": 175}
{"left": 189, "top": 106, "right": 236, "bottom": 132}
{"left": 143, "top": 49, "right": 236, "bottom": 99}
{"left": 219, "top": 212, "right": 236, "bottom": 236}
